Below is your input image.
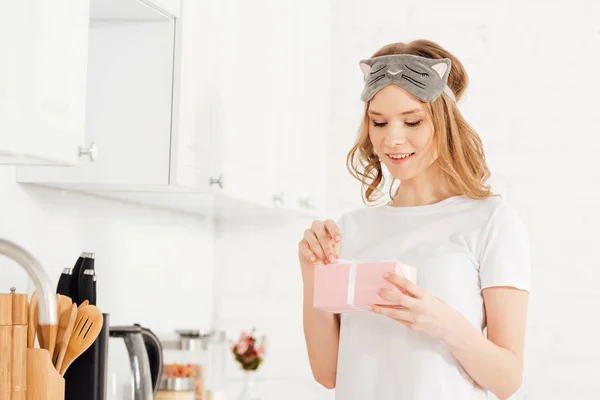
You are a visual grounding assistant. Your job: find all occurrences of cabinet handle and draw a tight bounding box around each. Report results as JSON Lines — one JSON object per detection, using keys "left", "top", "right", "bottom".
{"left": 272, "top": 193, "right": 284, "bottom": 206}
{"left": 298, "top": 196, "right": 316, "bottom": 209}
{"left": 209, "top": 175, "right": 223, "bottom": 189}
{"left": 78, "top": 142, "right": 98, "bottom": 162}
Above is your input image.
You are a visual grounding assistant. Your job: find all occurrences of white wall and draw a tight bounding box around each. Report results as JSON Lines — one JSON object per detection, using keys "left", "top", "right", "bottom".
{"left": 0, "top": 165, "right": 216, "bottom": 334}
{"left": 213, "top": 1, "right": 600, "bottom": 400}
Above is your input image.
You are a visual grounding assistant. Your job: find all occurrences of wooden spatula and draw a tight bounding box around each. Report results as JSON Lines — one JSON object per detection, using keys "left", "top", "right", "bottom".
{"left": 52, "top": 295, "right": 74, "bottom": 366}
{"left": 54, "top": 302, "right": 77, "bottom": 372}
{"left": 28, "top": 291, "right": 38, "bottom": 348}
{"left": 36, "top": 294, "right": 58, "bottom": 357}
{"left": 59, "top": 305, "right": 103, "bottom": 376}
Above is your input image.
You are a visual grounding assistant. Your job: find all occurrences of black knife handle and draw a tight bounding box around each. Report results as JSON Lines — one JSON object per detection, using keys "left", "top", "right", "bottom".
{"left": 56, "top": 268, "right": 73, "bottom": 297}
{"left": 91, "top": 276, "right": 97, "bottom": 306}
{"left": 79, "top": 270, "right": 95, "bottom": 306}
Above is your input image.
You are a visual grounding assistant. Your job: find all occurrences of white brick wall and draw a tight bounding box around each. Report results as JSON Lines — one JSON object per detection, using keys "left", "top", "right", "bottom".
{"left": 213, "top": 1, "right": 600, "bottom": 399}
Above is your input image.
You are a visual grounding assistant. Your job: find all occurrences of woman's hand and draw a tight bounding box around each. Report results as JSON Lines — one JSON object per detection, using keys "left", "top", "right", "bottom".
{"left": 371, "top": 273, "right": 460, "bottom": 343}
{"left": 298, "top": 219, "right": 342, "bottom": 268}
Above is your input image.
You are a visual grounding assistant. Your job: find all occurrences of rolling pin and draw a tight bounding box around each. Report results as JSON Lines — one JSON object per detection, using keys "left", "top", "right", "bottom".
{"left": 11, "top": 288, "right": 28, "bottom": 400}
{"left": 0, "top": 293, "right": 12, "bottom": 400}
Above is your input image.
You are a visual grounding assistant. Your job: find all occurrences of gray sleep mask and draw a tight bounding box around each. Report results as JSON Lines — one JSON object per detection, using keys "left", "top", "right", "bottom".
{"left": 359, "top": 54, "right": 456, "bottom": 103}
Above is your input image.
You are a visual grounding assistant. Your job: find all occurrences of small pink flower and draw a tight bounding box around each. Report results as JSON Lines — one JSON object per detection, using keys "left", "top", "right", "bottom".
{"left": 256, "top": 344, "right": 265, "bottom": 357}
{"left": 236, "top": 341, "right": 249, "bottom": 355}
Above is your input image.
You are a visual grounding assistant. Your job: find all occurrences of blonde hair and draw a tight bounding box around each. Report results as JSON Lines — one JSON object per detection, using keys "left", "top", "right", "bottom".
{"left": 347, "top": 40, "right": 494, "bottom": 204}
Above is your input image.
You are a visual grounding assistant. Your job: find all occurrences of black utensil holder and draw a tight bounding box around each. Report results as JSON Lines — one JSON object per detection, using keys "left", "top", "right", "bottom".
{"left": 64, "top": 313, "right": 110, "bottom": 400}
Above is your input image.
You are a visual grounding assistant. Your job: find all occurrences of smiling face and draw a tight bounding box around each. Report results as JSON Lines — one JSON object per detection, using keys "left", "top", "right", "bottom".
{"left": 367, "top": 85, "right": 438, "bottom": 181}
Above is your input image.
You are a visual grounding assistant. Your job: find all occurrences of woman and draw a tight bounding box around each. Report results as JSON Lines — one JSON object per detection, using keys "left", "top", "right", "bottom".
{"left": 299, "top": 40, "right": 530, "bottom": 400}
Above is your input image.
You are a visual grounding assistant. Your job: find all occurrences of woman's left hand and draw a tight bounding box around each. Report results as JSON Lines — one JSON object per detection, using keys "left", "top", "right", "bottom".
{"left": 370, "top": 273, "right": 460, "bottom": 343}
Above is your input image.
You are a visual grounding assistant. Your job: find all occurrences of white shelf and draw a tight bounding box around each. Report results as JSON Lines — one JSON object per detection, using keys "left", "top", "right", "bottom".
{"left": 17, "top": 182, "right": 325, "bottom": 222}
{"left": 90, "top": 0, "right": 179, "bottom": 21}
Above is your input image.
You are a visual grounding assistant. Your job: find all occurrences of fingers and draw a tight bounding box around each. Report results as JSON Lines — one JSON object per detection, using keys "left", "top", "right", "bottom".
{"left": 311, "top": 220, "right": 337, "bottom": 263}
{"left": 324, "top": 219, "right": 342, "bottom": 257}
{"left": 371, "top": 304, "right": 415, "bottom": 324}
{"left": 324, "top": 219, "right": 342, "bottom": 242}
{"left": 385, "top": 273, "right": 425, "bottom": 299}
{"left": 378, "top": 288, "right": 419, "bottom": 309}
{"left": 298, "top": 219, "right": 342, "bottom": 266}
{"left": 298, "top": 239, "right": 316, "bottom": 263}
{"left": 303, "top": 228, "right": 325, "bottom": 262}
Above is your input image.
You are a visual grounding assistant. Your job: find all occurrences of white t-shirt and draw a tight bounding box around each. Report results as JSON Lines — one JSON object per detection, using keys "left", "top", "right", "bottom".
{"left": 334, "top": 194, "right": 531, "bottom": 400}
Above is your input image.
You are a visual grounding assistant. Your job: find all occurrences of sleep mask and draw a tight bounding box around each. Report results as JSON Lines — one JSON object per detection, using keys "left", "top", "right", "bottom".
{"left": 359, "top": 54, "right": 456, "bottom": 103}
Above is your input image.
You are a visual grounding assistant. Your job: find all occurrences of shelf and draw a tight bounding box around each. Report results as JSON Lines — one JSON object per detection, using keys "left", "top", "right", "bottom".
{"left": 17, "top": 182, "right": 325, "bottom": 222}
{"left": 90, "top": 0, "right": 179, "bottom": 21}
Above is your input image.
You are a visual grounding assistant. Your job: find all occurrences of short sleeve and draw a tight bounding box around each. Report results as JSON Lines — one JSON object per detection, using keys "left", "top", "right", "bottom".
{"left": 478, "top": 204, "right": 532, "bottom": 292}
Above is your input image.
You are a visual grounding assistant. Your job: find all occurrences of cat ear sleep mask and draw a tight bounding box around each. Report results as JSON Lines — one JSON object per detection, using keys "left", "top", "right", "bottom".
{"left": 359, "top": 54, "right": 456, "bottom": 103}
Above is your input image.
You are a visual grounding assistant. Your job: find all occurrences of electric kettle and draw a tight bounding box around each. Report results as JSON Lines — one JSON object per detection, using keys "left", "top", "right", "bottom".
{"left": 107, "top": 324, "right": 163, "bottom": 400}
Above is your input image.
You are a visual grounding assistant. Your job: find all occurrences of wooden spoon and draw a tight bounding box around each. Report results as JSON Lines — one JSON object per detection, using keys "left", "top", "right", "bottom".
{"left": 28, "top": 291, "right": 38, "bottom": 348}
{"left": 52, "top": 295, "right": 73, "bottom": 365}
{"left": 54, "top": 303, "right": 77, "bottom": 372}
{"left": 59, "top": 305, "right": 103, "bottom": 376}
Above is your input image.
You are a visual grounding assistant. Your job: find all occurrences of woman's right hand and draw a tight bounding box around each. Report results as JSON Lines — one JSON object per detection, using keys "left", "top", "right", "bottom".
{"left": 298, "top": 219, "right": 342, "bottom": 268}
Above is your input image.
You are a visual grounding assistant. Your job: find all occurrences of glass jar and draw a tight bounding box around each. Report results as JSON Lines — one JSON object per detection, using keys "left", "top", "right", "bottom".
{"left": 160, "top": 329, "right": 214, "bottom": 400}
{"left": 205, "top": 331, "right": 229, "bottom": 400}
{"left": 156, "top": 378, "right": 195, "bottom": 400}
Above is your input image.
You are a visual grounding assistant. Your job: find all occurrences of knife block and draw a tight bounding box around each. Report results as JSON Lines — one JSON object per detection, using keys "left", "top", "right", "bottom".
{"left": 26, "top": 348, "right": 64, "bottom": 400}
{"left": 64, "top": 313, "right": 109, "bottom": 400}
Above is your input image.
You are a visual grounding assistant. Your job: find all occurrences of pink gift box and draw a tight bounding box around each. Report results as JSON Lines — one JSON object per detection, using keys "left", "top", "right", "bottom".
{"left": 313, "top": 259, "right": 417, "bottom": 313}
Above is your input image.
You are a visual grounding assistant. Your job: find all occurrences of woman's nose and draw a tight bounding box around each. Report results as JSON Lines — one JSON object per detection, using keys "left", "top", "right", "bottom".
{"left": 384, "top": 124, "right": 408, "bottom": 146}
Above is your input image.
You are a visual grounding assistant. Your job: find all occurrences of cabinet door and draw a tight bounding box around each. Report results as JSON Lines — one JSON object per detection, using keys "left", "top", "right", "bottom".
{"left": 275, "top": 0, "right": 329, "bottom": 215}
{"left": 168, "top": 0, "right": 218, "bottom": 192}
{"left": 0, "top": 0, "right": 89, "bottom": 165}
{"left": 18, "top": 19, "right": 176, "bottom": 187}
{"left": 212, "top": 0, "right": 280, "bottom": 208}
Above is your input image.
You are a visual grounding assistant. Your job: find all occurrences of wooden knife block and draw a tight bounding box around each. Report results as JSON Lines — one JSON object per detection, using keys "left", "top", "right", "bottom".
{"left": 26, "top": 348, "right": 64, "bottom": 400}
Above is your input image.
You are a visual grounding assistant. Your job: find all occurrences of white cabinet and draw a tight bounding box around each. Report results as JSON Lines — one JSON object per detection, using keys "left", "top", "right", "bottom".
{"left": 16, "top": 0, "right": 329, "bottom": 218}
{"left": 0, "top": 0, "right": 90, "bottom": 165}
{"left": 17, "top": 0, "right": 211, "bottom": 202}
{"left": 271, "top": 0, "right": 329, "bottom": 215}
{"left": 214, "top": 0, "right": 329, "bottom": 216}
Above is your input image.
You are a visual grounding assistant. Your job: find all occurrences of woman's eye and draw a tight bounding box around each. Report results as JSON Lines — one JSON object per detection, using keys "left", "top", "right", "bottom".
{"left": 373, "top": 121, "right": 387, "bottom": 128}
{"left": 405, "top": 120, "right": 422, "bottom": 127}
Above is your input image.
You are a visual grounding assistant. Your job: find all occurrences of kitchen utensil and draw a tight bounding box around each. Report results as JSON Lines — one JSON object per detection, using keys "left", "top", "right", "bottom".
{"left": 64, "top": 312, "right": 109, "bottom": 400}
{"left": 39, "top": 324, "right": 57, "bottom": 362}
{"left": 27, "top": 292, "right": 37, "bottom": 349}
{"left": 56, "top": 294, "right": 72, "bottom": 319}
{"left": 26, "top": 348, "right": 64, "bottom": 400}
{"left": 56, "top": 268, "right": 73, "bottom": 298}
{"left": 91, "top": 275, "right": 97, "bottom": 306}
{"left": 0, "top": 239, "right": 60, "bottom": 399}
{"left": 33, "top": 290, "right": 46, "bottom": 351}
{"left": 0, "top": 293, "right": 12, "bottom": 400}
{"left": 79, "top": 270, "right": 95, "bottom": 306}
{"left": 36, "top": 292, "right": 58, "bottom": 360}
{"left": 70, "top": 253, "right": 87, "bottom": 304}
{"left": 54, "top": 301, "right": 77, "bottom": 371}
{"left": 59, "top": 305, "right": 103, "bottom": 376}
{"left": 11, "top": 288, "right": 28, "bottom": 400}
{"left": 109, "top": 325, "right": 163, "bottom": 400}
